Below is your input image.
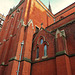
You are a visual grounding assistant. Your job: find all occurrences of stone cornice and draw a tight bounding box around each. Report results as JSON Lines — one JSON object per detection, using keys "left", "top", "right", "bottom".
{"left": 0, "top": 53, "right": 75, "bottom": 66}
{"left": 32, "top": 53, "right": 75, "bottom": 64}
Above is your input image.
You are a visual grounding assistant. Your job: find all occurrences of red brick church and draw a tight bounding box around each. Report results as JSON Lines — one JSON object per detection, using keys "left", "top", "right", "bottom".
{"left": 0, "top": 0, "right": 75, "bottom": 75}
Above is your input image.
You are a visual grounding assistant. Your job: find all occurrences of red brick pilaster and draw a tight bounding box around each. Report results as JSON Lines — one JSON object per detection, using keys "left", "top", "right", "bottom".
{"left": 55, "top": 29, "right": 67, "bottom": 52}
{"left": 55, "top": 29, "right": 72, "bottom": 75}
{"left": 56, "top": 55, "right": 72, "bottom": 75}
{"left": 21, "top": 23, "right": 34, "bottom": 75}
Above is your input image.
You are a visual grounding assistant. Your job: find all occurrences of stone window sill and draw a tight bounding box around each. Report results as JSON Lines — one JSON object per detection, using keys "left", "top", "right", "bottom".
{"left": 35, "top": 58, "right": 40, "bottom": 61}
{"left": 42, "top": 56, "right": 48, "bottom": 59}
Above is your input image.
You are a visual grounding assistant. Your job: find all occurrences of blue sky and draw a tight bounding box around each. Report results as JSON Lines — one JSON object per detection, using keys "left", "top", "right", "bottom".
{"left": 0, "top": 0, "right": 74, "bottom": 16}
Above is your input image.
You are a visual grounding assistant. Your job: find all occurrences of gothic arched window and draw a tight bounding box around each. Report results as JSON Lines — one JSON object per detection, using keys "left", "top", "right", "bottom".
{"left": 44, "top": 45, "right": 47, "bottom": 56}
{"left": 40, "top": 39, "right": 43, "bottom": 44}
{"left": 36, "top": 47, "right": 39, "bottom": 58}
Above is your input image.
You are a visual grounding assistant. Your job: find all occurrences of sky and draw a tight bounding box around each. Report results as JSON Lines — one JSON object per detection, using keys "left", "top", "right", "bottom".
{"left": 41, "top": 0, "right": 75, "bottom": 14}
{"left": 0, "top": 0, "right": 75, "bottom": 16}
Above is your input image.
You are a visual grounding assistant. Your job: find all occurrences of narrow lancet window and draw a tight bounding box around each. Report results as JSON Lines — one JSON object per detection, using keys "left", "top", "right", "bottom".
{"left": 44, "top": 45, "right": 47, "bottom": 56}
{"left": 36, "top": 47, "right": 39, "bottom": 58}
{"left": 40, "top": 39, "right": 43, "bottom": 44}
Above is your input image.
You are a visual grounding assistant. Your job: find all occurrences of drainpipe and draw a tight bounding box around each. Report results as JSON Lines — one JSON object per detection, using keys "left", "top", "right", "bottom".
{"left": 17, "top": 41, "right": 24, "bottom": 75}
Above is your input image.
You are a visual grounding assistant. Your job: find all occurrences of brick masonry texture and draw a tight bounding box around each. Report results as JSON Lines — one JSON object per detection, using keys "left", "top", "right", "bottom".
{"left": 0, "top": 0, "right": 75, "bottom": 75}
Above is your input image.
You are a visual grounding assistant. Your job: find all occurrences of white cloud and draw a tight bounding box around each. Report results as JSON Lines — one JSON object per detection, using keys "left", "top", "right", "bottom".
{"left": 0, "top": 0, "right": 20, "bottom": 16}
{"left": 0, "top": 0, "right": 74, "bottom": 16}
{"left": 51, "top": 0, "right": 75, "bottom": 14}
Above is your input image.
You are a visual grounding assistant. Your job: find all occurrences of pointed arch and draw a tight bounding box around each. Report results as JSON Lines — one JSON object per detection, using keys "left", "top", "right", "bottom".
{"left": 33, "top": 44, "right": 39, "bottom": 51}
{"left": 37, "top": 36, "right": 45, "bottom": 44}
{"left": 44, "top": 41, "right": 49, "bottom": 46}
